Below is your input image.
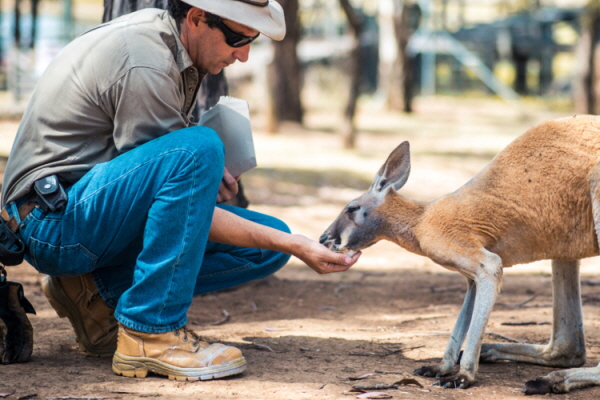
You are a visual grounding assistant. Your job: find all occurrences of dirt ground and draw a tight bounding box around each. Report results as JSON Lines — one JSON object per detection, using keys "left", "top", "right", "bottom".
{"left": 2, "top": 96, "right": 600, "bottom": 400}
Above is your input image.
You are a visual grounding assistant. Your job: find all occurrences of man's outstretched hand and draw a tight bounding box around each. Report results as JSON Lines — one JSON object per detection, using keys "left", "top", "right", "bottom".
{"left": 208, "top": 208, "right": 361, "bottom": 274}
{"left": 291, "top": 234, "right": 361, "bottom": 274}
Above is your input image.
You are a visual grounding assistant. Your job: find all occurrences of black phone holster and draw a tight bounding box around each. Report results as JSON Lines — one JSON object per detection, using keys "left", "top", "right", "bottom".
{"left": 33, "top": 174, "right": 68, "bottom": 213}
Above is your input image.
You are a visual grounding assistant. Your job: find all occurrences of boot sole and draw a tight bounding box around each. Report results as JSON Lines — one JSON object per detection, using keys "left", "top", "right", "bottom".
{"left": 41, "top": 276, "right": 117, "bottom": 357}
{"left": 112, "top": 351, "right": 247, "bottom": 380}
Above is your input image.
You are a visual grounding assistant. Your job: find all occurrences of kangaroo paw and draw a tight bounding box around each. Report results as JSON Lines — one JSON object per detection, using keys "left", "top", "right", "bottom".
{"left": 433, "top": 374, "right": 474, "bottom": 389}
{"left": 522, "top": 377, "right": 553, "bottom": 395}
{"left": 413, "top": 365, "right": 441, "bottom": 378}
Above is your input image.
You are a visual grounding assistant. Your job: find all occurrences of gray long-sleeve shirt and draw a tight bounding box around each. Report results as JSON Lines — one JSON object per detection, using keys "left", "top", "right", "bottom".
{"left": 2, "top": 8, "right": 204, "bottom": 205}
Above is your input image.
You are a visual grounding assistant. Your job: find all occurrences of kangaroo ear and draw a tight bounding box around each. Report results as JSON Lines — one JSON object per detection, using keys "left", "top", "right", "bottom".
{"left": 372, "top": 141, "right": 411, "bottom": 192}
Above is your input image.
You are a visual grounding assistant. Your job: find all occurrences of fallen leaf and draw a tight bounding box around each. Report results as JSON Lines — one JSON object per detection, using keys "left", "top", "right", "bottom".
{"left": 356, "top": 392, "right": 392, "bottom": 399}
{"left": 210, "top": 309, "right": 230, "bottom": 326}
{"left": 16, "top": 394, "right": 37, "bottom": 400}
{"left": 394, "top": 377, "right": 424, "bottom": 387}
{"left": 264, "top": 327, "right": 284, "bottom": 332}
{"left": 353, "top": 383, "right": 397, "bottom": 390}
{"left": 347, "top": 373, "right": 374, "bottom": 381}
{"left": 250, "top": 342, "right": 274, "bottom": 352}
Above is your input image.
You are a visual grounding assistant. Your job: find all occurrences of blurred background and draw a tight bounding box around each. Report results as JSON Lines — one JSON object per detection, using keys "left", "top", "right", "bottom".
{"left": 0, "top": 0, "right": 596, "bottom": 140}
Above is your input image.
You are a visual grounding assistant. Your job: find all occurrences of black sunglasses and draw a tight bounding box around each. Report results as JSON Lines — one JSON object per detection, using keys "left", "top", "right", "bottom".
{"left": 213, "top": 16, "right": 260, "bottom": 48}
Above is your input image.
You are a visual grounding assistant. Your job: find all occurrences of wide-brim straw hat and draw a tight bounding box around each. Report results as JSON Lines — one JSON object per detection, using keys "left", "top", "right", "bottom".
{"left": 182, "top": 0, "right": 286, "bottom": 41}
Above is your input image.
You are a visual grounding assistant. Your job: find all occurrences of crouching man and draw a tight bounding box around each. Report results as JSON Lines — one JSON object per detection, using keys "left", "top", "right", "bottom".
{"left": 0, "top": 0, "right": 360, "bottom": 380}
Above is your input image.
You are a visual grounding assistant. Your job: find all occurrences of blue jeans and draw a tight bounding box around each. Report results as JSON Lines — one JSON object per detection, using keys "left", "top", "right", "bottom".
{"left": 10, "top": 127, "right": 291, "bottom": 333}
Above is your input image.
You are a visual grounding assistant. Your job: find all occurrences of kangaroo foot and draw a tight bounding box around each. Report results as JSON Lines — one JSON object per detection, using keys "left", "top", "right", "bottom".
{"left": 522, "top": 377, "right": 553, "bottom": 395}
{"left": 433, "top": 373, "right": 474, "bottom": 389}
{"left": 413, "top": 365, "right": 441, "bottom": 378}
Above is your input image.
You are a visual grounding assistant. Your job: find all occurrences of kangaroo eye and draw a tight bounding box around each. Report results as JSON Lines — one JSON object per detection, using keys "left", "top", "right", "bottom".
{"left": 347, "top": 206, "right": 360, "bottom": 214}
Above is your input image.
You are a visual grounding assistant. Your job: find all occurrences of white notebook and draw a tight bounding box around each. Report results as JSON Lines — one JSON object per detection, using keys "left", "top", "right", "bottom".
{"left": 199, "top": 96, "right": 257, "bottom": 177}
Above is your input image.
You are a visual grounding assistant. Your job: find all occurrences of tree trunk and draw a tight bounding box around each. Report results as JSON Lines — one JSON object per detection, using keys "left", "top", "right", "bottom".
{"left": 575, "top": 0, "right": 600, "bottom": 114}
{"left": 266, "top": 0, "right": 302, "bottom": 133}
{"left": 339, "top": 0, "right": 363, "bottom": 149}
{"left": 586, "top": 4, "right": 600, "bottom": 114}
{"left": 389, "top": 0, "right": 414, "bottom": 113}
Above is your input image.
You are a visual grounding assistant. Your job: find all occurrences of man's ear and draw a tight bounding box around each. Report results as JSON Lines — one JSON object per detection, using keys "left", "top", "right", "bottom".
{"left": 186, "top": 8, "right": 205, "bottom": 30}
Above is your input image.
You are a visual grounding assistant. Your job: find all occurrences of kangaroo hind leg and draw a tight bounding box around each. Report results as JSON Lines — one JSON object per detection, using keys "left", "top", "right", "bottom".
{"left": 520, "top": 163, "right": 600, "bottom": 394}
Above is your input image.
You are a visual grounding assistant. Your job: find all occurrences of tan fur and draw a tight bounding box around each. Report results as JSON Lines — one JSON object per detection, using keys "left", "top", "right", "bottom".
{"left": 320, "top": 115, "right": 600, "bottom": 393}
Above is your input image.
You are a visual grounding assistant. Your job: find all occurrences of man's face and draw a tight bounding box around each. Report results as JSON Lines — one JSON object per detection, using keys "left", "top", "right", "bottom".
{"left": 181, "top": 8, "right": 259, "bottom": 74}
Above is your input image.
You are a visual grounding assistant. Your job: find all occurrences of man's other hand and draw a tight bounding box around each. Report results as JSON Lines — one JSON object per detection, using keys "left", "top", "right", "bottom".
{"left": 218, "top": 168, "right": 240, "bottom": 203}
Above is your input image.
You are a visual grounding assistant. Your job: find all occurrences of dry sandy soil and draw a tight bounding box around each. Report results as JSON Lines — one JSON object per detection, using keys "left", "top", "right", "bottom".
{"left": 2, "top": 96, "right": 600, "bottom": 400}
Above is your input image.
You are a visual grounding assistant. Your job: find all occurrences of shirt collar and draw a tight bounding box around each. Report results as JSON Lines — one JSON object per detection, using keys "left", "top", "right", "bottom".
{"left": 162, "top": 11, "right": 195, "bottom": 73}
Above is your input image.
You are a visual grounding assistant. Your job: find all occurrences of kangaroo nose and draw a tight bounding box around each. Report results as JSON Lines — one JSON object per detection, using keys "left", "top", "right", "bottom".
{"left": 319, "top": 233, "right": 328, "bottom": 244}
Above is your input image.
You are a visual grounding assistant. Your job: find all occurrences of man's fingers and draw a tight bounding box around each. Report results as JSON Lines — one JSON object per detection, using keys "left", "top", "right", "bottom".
{"left": 317, "top": 262, "right": 351, "bottom": 274}
{"left": 330, "top": 251, "right": 361, "bottom": 266}
{"left": 217, "top": 170, "right": 239, "bottom": 203}
{"left": 349, "top": 251, "right": 361, "bottom": 263}
{"left": 223, "top": 168, "right": 237, "bottom": 185}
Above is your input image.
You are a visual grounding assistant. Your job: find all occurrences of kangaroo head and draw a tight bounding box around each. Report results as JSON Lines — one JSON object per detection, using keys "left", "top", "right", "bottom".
{"left": 319, "top": 141, "right": 411, "bottom": 256}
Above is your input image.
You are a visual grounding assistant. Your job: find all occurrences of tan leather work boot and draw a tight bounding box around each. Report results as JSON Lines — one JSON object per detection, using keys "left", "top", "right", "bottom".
{"left": 41, "top": 273, "right": 117, "bottom": 357}
{"left": 112, "top": 324, "right": 246, "bottom": 381}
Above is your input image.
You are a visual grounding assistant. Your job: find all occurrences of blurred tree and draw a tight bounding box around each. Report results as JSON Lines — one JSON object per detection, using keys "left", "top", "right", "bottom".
{"left": 13, "top": 0, "right": 40, "bottom": 48}
{"left": 0, "top": 0, "right": 3, "bottom": 89}
{"left": 574, "top": 0, "right": 600, "bottom": 114}
{"left": 266, "top": 0, "right": 302, "bottom": 133}
{"left": 339, "top": 0, "right": 364, "bottom": 149}
{"left": 388, "top": 0, "right": 418, "bottom": 113}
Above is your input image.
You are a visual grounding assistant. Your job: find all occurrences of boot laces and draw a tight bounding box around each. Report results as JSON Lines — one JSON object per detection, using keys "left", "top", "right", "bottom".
{"left": 87, "top": 292, "right": 101, "bottom": 307}
{"left": 174, "top": 326, "right": 202, "bottom": 347}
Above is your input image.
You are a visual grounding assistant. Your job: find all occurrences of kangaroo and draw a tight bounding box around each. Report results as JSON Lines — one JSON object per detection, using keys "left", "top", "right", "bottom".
{"left": 320, "top": 115, "right": 600, "bottom": 394}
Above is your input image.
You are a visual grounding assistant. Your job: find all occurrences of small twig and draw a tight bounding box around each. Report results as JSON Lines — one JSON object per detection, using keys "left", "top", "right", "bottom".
{"left": 250, "top": 342, "right": 274, "bottom": 352}
{"left": 485, "top": 331, "right": 524, "bottom": 343}
{"left": 353, "top": 383, "right": 397, "bottom": 391}
{"left": 46, "top": 397, "right": 112, "bottom": 400}
{"left": 349, "top": 352, "right": 378, "bottom": 356}
{"left": 375, "top": 370, "right": 403, "bottom": 375}
{"left": 582, "top": 279, "right": 600, "bottom": 286}
{"left": 501, "top": 321, "right": 549, "bottom": 326}
{"left": 334, "top": 284, "right": 354, "bottom": 296}
{"left": 582, "top": 295, "right": 600, "bottom": 304}
{"left": 350, "top": 345, "right": 423, "bottom": 358}
{"left": 500, "top": 303, "right": 552, "bottom": 309}
{"left": 353, "top": 378, "right": 423, "bottom": 391}
{"left": 427, "top": 284, "right": 463, "bottom": 293}
{"left": 359, "top": 272, "right": 386, "bottom": 280}
{"left": 17, "top": 395, "right": 37, "bottom": 400}
{"left": 497, "top": 294, "right": 547, "bottom": 309}
{"left": 395, "top": 378, "right": 424, "bottom": 388}
{"left": 382, "top": 349, "right": 403, "bottom": 357}
{"left": 209, "top": 309, "right": 230, "bottom": 326}
{"left": 345, "top": 373, "right": 375, "bottom": 381}
{"left": 385, "top": 345, "right": 424, "bottom": 355}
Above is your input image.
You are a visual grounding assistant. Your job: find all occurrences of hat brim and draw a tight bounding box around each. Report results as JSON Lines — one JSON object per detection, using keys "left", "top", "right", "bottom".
{"left": 183, "top": 0, "right": 286, "bottom": 41}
